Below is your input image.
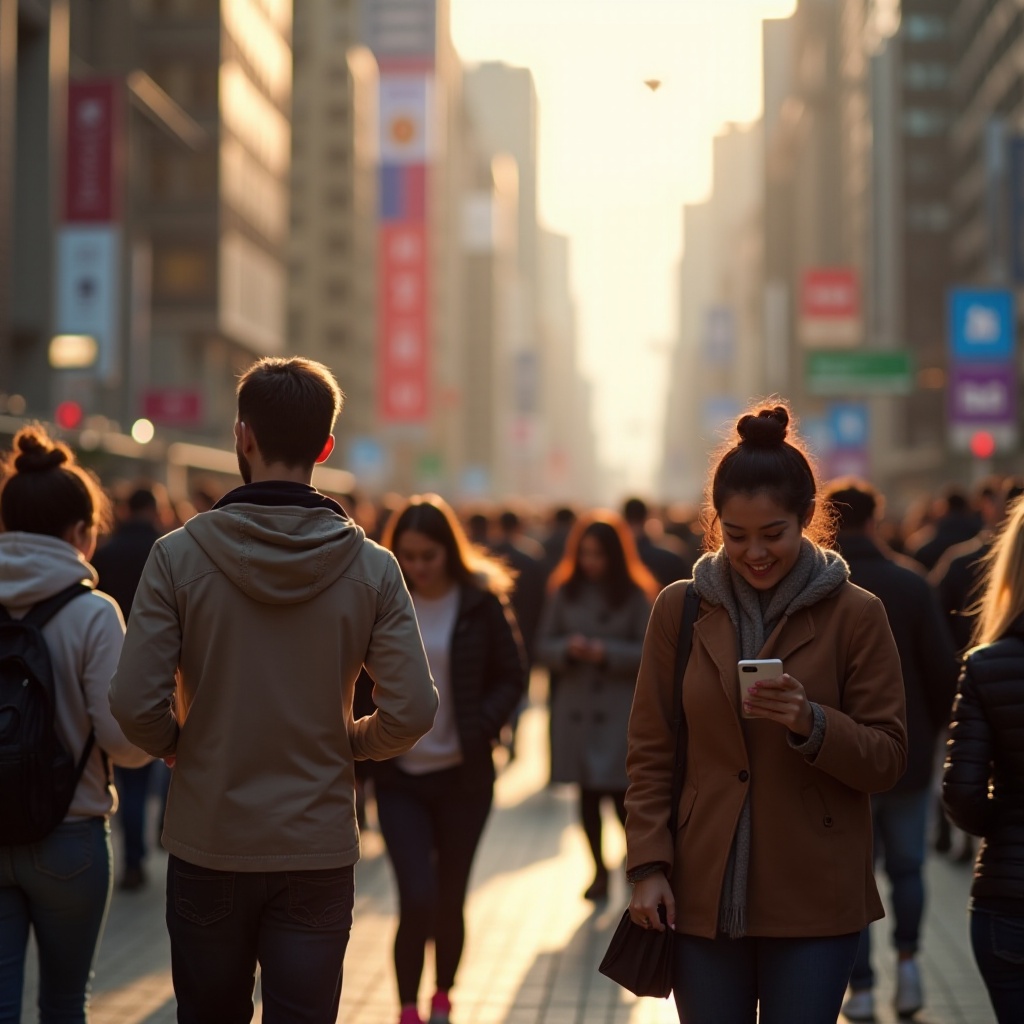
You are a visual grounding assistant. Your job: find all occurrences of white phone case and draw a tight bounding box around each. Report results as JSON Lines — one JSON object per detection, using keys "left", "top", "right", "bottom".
{"left": 737, "top": 658, "right": 784, "bottom": 719}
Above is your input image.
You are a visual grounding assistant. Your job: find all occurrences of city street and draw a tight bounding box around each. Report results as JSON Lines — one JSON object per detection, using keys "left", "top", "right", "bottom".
{"left": 21, "top": 705, "right": 995, "bottom": 1024}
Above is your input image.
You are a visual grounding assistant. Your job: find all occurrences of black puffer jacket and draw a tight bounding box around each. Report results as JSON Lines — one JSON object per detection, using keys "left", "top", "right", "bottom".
{"left": 943, "top": 624, "right": 1024, "bottom": 915}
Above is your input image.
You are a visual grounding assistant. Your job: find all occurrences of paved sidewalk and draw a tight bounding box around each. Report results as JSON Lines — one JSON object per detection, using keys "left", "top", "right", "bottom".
{"left": 20, "top": 706, "right": 995, "bottom": 1023}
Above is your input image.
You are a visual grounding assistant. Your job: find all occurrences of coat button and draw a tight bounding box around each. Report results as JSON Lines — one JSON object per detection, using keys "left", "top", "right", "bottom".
{"left": 738, "top": 770, "right": 750, "bottom": 782}
{"left": 824, "top": 815, "right": 834, "bottom": 827}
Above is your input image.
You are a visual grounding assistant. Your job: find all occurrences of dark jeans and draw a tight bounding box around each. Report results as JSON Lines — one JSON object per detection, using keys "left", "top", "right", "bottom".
{"left": 672, "top": 930, "right": 860, "bottom": 1024}
{"left": 0, "top": 817, "right": 112, "bottom": 1024}
{"left": 114, "top": 762, "right": 169, "bottom": 871}
{"left": 166, "top": 855, "right": 354, "bottom": 1024}
{"left": 579, "top": 788, "right": 626, "bottom": 874}
{"left": 971, "top": 908, "right": 1024, "bottom": 1024}
{"left": 850, "top": 787, "right": 929, "bottom": 989}
{"left": 375, "top": 764, "right": 493, "bottom": 1005}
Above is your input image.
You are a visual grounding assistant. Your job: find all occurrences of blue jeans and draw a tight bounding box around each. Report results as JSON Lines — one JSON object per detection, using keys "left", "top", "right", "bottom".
{"left": 850, "top": 787, "right": 929, "bottom": 990}
{"left": 971, "top": 909, "right": 1024, "bottom": 1024}
{"left": 166, "top": 855, "right": 354, "bottom": 1024}
{"left": 672, "top": 930, "right": 860, "bottom": 1024}
{"left": 0, "top": 817, "right": 113, "bottom": 1024}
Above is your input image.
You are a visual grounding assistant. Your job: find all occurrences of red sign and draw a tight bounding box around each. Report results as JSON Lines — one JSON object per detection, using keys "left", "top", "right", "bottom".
{"left": 143, "top": 388, "right": 203, "bottom": 426}
{"left": 378, "top": 222, "right": 430, "bottom": 423}
{"left": 801, "top": 269, "right": 860, "bottom": 320}
{"left": 65, "top": 80, "right": 122, "bottom": 223}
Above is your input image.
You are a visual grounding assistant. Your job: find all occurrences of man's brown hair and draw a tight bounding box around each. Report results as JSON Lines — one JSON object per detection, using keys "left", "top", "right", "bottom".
{"left": 236, "top": 357, "right": 343, "bottom": 468}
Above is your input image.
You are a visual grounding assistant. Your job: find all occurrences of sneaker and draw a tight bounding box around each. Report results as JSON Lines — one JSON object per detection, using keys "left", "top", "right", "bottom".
{"left": 895, "top": 959, "right": 923, "bottom": 1018}
{"left": 119, "top": 866, "right": 146, "bottom": 892}
{"left": 841, "top": 988, "right": 875, "bottom": 1021}
{"left": 427, "top": 990, "right": 451, "bottom": 1024}
{"left": 398, "top": 1007, "right": 423, "bottom": 1024}
{"left": 583, "top": 869, "right": 609, "bottom": 902}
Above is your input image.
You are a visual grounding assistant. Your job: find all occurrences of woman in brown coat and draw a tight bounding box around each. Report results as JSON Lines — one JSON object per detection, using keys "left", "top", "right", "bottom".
{"left": 624, "top": 404, "right": 907, "bottom": 1024}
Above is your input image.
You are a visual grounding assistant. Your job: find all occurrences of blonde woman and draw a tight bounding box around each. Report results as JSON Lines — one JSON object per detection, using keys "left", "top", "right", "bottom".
{"left": 943, "top": 495, "right": 1024, "bottom": 1024}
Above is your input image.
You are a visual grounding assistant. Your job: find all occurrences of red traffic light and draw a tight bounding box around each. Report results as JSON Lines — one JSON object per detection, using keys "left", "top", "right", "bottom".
{"left": 55, "top": 401, "right": 83, "bottom": 430}
{"left": 969, "top": 430, "right": 996, "bottom": 459}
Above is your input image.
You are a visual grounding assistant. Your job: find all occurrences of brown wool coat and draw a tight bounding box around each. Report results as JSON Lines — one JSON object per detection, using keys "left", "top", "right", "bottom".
{"left": 625, "top": 579, "right": 907, "bottom": 940}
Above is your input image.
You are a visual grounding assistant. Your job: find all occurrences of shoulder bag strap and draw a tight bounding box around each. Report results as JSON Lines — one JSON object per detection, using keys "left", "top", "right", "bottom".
{"left": 668, "top": 583, "right": 700, "bottom": 834}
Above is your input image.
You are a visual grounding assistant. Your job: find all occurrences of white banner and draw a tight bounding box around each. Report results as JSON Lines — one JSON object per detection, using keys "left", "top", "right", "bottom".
{"left": 55, "top": 225, "right": 121, "bottom": 381}
{"left": 379, "top": 75, "right": 432, "bottom": 164}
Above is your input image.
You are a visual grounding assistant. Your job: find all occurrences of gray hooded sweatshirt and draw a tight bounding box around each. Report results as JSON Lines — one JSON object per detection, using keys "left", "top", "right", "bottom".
{"left": 109, "top": 501, "right": 438, "bottom": 872}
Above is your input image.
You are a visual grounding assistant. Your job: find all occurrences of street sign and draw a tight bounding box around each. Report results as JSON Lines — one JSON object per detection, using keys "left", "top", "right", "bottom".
{"left": 827, "top": 402, "right": 869, "bottom": 449}
{"left": 799, "top": 268, "right": 861, "bottom": 347}
{"left": 805, "top": 351, "right": 914, "bottom": 395}
{"left": 948, "top": 363, "right": 1017, "bottom": 427}
{"left": 948, "top": 288, "right": 1015, "bottom": 362}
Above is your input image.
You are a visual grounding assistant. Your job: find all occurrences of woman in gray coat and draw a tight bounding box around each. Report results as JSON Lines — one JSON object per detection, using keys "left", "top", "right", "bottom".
{"left": 537, "top": 511, "right": 658, "bottom": 900}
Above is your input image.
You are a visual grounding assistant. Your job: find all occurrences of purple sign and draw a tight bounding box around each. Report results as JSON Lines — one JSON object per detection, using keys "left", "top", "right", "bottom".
{"left": 948, "top": 363, "right": 1018, "bottom": 426}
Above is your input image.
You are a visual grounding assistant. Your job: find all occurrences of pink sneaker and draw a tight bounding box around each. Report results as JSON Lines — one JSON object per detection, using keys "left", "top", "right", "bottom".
{"left": 398, "top": 1006, "right": 423, "bottom": 1024}
{"left": 428, "top": 990, "right": 452, "bottom": 1024}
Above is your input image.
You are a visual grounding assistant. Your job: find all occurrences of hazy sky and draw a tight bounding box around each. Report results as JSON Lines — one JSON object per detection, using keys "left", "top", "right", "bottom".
{"left": 449, "top": 0, "right": 797, "bottom": 496}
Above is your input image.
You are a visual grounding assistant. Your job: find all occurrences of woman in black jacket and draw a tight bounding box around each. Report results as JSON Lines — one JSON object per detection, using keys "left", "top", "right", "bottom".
{"left": 943, "top": 495, "right": 1024, "bottom": 1024}
{"left": 373, "top": 495, "right": 525, "bottom": 1024}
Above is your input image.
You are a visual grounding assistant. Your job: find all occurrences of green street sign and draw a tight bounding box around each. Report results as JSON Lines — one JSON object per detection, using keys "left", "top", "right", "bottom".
{"left": 805, "top": 350, "right": 914, "bottom": 395}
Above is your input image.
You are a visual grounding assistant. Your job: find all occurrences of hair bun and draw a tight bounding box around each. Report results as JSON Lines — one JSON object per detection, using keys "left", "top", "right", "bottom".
{"left": 736, "top": 406, "right": 789, "bottom": 448}
{"left": 14, "top": 429, "right": 69, "bottom": 473}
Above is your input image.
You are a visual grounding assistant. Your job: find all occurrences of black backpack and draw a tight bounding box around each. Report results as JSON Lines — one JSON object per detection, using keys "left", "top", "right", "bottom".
{"left": 0, "top": 582, "right": 95, "bottom": 845}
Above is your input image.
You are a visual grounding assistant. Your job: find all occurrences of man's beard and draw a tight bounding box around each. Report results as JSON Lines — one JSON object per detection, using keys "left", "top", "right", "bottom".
{"left": 236, "top": 442, "right": 252, "bottom": 484}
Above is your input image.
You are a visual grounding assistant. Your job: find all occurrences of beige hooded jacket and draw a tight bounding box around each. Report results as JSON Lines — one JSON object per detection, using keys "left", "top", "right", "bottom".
{"left": 109, "top": 501, "right": 437, "bottom": 872}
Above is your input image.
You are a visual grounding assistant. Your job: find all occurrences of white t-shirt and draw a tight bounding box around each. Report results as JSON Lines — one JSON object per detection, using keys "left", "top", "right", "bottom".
{"left": 399, "top": 586, "right": 463, "bottom": 774}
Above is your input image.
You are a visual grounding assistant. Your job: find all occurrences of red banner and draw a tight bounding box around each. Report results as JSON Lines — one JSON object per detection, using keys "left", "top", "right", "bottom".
{"left": 378, "top": 222, "right": 430, "bottom": 423}
{"left": 143, "top": 388, "right": 204, "bottom": 426}
{"left": 65, "top": 80, "right": 121, "bottom": 223}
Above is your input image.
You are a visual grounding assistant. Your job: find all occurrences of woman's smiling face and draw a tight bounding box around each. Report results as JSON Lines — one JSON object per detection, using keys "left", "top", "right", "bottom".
{"left": 719, "top": 490, "right": 811, "bottom": 591}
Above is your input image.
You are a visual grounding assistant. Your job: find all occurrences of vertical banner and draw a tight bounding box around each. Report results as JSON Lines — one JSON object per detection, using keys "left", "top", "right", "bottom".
{"left": 57, "top": 79, "right": 123, "bottom": 382}
{"left": 367, "top": 0, "right": 437, "bottom": 427}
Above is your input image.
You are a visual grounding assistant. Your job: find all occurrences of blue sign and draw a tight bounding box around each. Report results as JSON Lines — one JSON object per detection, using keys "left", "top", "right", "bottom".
{"left": 828, "top": 402, "right": 869, "bottom": 450}
{"left": 948, "top": 288, "right": 1015, "bottom": 362}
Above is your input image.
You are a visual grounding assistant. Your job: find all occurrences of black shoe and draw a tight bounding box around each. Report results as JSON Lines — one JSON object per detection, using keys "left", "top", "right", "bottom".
{"left": 584, "top": 870, "right": 609, "bottom": 902}
{"left": 120, "top": 866, "right": 146, "bottom": 891}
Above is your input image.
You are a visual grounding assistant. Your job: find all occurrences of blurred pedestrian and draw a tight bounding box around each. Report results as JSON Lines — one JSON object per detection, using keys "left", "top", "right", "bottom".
{"left": 541, "top": 506, "right": 577, "bottom": 575}
{"left": 826, "top": 479, "right": 958, "bottom": 1021}
{"left": 371, "top": 494, "right": 525, "bottom": 1024}
{"left": 623, "top": 496, "right": 692, "bottom": 588}
{"left": 625, "top": 404, "right": 907, "bottom": 1024}
{"left": 906, "top": 485, "right": 980, "bottom": 572}
{"left": 537, "top": 511, "right": 657, "bottom": 902}
{"left": 92, "top": 485, "right": 168, "bottom": 891}
{"left": 0, "top": 426, "right": 150, "bottom": 1021}
{"left": 943, "top": 494, "right": 1024, "bottom": 1024}
{"left": 110, "top": 357, "right": 437, "bottom": 1024}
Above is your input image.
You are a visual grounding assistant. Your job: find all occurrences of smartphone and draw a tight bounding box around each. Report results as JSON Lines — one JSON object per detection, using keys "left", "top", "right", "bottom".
{"left": 737, "top": 659, "right": 784, "bottom": 719}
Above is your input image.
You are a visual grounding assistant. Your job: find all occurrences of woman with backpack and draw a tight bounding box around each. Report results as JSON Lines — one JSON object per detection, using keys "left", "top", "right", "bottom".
{"left": 943, "top": 494, "right": 1024, "bottom": 1023}
{"left": 0, "top": 426, "right": 150, "bottom": 1022}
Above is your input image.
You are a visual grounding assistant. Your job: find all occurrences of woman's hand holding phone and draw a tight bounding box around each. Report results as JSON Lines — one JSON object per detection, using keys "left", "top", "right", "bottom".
{"left": 742, "top": 671, "right": 814, "bottom": 737}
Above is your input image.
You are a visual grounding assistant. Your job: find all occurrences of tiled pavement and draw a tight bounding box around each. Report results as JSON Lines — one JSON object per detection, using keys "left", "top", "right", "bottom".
{"left": 21, "top": 705, "right": 996, "bottom": 1023}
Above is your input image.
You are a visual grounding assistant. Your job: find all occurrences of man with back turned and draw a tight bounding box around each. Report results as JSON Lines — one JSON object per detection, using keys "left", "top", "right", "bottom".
{"left": 110, "top": 357, "right": 437, "bottom": 1024}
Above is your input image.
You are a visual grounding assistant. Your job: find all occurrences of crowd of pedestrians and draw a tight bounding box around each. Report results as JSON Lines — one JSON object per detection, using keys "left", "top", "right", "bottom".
{"left": 0, "top": 362, "right": 1022, "bottom": 1024}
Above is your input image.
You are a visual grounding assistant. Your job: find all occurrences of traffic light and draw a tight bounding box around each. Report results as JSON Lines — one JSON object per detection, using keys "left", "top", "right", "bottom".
{"left": 969, "top": 430, "right": 996, "bottom": 460}
{"left": 55, "top": 401, "right": 84, "bottom": 430}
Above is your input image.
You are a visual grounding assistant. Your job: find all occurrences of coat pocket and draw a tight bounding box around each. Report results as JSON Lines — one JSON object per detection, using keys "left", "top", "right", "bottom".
{"left": 800, "top": 784, "right": 842, "bottom": 836}
{"left": 675, "top": 780, "right": 698, "bottom": 832}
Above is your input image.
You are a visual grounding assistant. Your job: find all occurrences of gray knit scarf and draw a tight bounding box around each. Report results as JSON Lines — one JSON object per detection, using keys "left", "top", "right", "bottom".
{"left": 691, "top": 538, "right": 849, "bottom": 938}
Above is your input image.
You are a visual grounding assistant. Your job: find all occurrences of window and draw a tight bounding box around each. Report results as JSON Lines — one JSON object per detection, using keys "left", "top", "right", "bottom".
{"left": 906, "top": 204, "right": 951, "bottom": 232}
{"left": 903, "top": 15, "right": 947, "bottom": 41}
{"left": 904, "top": 108, "right": 948, "bottom": 137}
{"left": 904, "top": 63, "right": 948, "bottom": 91}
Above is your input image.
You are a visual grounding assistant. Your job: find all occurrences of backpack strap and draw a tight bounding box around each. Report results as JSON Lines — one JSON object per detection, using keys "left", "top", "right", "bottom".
{"left": 668, "top": 583, "right": 701, "bottom": 834}
{"left": 21, "top": 582, "right": 92, "bottom": 630}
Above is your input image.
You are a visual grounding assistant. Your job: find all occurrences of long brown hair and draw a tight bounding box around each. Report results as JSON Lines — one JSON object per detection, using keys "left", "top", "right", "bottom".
{"left": 382, "top": 493, "right": 514, "bottom": 597}
{"left": 548, "top": 510, "right": 659, "bottom": 607}
{"left": 971, "top": 495, "right": 1024, "bottom": 647}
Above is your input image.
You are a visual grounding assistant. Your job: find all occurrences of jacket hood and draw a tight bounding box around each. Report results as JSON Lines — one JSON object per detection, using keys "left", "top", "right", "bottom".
{"left": 182, "top": 503, "right": 369, "bottom": 605}
{"left": 0, "top": 532, "right": 97, "bottom": 611}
